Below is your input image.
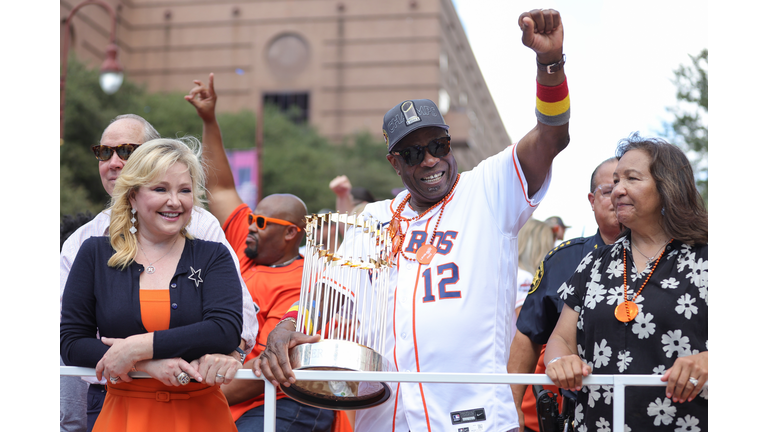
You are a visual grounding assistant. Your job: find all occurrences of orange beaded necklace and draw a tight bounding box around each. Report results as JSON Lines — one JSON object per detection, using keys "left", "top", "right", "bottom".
{"left": 615, "top": 238, "right": 673, "bottom": 322}
{"left": 388, "top": 174, "right": 460, "bottom": 265}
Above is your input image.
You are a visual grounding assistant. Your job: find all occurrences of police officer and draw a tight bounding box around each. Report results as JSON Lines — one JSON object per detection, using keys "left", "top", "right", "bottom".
{"left": 508, "top": 156, "right": 621, "bottom": 432}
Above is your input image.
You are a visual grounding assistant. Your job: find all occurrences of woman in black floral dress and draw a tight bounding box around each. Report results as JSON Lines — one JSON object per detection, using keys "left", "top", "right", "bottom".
{"left": 543, "top": 133, "right": 707, "bottom": 431}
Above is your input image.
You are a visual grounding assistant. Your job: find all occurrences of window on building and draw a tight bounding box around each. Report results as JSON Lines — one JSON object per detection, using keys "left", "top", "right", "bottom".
{"left": 263, "top": 92, "right": 310, "bottom": 124}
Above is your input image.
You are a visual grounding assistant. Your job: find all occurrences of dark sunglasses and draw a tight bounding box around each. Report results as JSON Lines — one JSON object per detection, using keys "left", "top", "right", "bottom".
{"left": 390, "top": 136, "right": 451, "bottom": 167}
{"left": 248, "top": 213, "right": 299, "bottom": 230}
{"left": 91, "top": 143, "right": 142, "bottom": 161}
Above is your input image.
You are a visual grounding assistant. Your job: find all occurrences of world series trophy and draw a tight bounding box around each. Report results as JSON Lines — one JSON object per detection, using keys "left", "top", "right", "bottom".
{"left": 281, "top": 212, "right": 394, "bottom": 410}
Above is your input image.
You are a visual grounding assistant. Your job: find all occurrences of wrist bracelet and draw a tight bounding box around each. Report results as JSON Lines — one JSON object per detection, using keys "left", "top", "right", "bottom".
{"left": 278, "top": 317, "right": 297, "bottom": 328}
{"left": 234, "top": 346, "right": 246, "bottom": 363}
{"left": 536, "top": 54, "right": 566, "bottom": 74}
{"left": 546, "top": 357, "right": 562, "bottom": 367}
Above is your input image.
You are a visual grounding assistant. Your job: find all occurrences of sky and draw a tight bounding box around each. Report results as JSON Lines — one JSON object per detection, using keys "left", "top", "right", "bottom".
{"left": 450, "top": 0, "right": 708, "bottom": 240}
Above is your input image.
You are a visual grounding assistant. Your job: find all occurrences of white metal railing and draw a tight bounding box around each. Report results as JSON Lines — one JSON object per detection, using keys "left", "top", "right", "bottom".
{"left": 61, "top": 366, "right": 671, "bottom": 432}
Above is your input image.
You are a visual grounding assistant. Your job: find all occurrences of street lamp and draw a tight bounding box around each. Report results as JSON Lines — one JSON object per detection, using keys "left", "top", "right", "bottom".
{"left": 61, "top": 0, "right": 123, "bottom": 142}
{"left": 99, "top": 43, "right": 123, "bottom": 94}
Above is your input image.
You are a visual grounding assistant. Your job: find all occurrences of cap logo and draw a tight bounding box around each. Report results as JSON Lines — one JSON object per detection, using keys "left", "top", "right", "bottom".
{"left": 401, "top": 101, "right": 421, "bottom": 126}
{"left": 417, "top": 104, "right": 439, "bottom": 117}
{"left": 382, "top": 129, "right": 389, "bottom": 147}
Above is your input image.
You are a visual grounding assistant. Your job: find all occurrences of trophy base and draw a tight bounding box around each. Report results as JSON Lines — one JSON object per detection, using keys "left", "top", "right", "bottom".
{"left": 280, "top": 340, "right": 392, "bottom": 410}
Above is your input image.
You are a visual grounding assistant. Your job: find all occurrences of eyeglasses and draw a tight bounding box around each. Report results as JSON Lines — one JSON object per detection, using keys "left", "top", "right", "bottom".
{"left": 248, "top": 213, "right": 299, "bottom": 230}
{"left": 91, "top": 143, "right": 142, "bottom": 161}
{"left": 593, "top": 184, "right": 614, "bottom": 198}
{"left": 390, "top": 136, "right": 451, "bottom": 167}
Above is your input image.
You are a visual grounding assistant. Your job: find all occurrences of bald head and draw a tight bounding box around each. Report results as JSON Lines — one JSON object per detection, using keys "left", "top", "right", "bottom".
{"left": 258, "top": 194, "right": 308, "bottom": 230}
{"left": 245, "top": 194, "right": 308, "bottom": 265}
{"left": 590, "top": 156, "right": 620, "bottom": 193}
{"left": 102, "top": 114, "right": 160, "bottom": 143}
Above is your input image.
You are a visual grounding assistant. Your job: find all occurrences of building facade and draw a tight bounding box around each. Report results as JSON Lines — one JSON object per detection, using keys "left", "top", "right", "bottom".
{"left": 61, "top": 0, "right": 512, "bottom": 169}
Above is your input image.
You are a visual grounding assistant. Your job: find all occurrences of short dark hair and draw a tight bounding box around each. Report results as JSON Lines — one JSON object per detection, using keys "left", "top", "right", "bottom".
{"left": 590, "top": 156, "right": 619, "bottom": 193}
{"left": 616, "top": 132, "right": 707, "bottom": 245}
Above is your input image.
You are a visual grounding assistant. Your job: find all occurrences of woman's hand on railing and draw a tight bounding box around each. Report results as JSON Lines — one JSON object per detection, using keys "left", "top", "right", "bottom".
{"left": 661, "top": 351, "right": 707, "bottom": 403}
{"left": 96, "top": 334, "right": 153, "bottom": 383}
{"left": 545, "top": 354, "right": 592, "bottom": 392}
{"left": 192, "top": 353, "right": 241, "bottom": 386}
{"left": 252, "top": 320, "right": 320, "bottom": 388}
{"left": 134, "top": 358, "right": 201, "bottom": 386}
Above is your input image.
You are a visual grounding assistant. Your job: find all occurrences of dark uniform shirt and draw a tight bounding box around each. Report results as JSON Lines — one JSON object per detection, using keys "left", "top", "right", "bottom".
{"left": 516, "top": 230, "right": 607, "bottom": 345}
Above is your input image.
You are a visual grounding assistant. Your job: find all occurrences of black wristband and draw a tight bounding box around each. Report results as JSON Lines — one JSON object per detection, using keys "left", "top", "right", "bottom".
{"left": 235, "top": 346, "right": 246, "bottom": 363}
{"left": 536, "top": 54, "right": 566, "bottom": 74}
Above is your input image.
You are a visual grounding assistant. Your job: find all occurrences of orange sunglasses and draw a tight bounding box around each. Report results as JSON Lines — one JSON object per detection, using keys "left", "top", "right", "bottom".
{"left": 248, "top": 213, "right": 300, "bottom": 230}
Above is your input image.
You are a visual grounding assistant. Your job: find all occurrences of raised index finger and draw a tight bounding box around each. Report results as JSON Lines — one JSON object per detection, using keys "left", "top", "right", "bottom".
{"left": 208, "top": 73, "right": 216, "bottom": 96}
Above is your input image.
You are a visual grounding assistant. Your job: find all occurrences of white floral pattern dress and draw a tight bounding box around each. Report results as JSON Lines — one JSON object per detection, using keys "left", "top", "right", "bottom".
{"left": 560, "top": 235, "right": 707, "bottom": 432}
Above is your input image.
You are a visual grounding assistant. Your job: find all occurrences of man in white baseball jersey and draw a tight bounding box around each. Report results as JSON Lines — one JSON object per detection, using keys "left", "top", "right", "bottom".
{"left": 255, "top": 8, "right": 569, "bottom": 432}
{"left": 60, "top": 114, "right": 259, "bottom": 432}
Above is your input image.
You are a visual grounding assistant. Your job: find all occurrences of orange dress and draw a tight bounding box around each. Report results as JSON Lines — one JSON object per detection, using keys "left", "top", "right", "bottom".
{"left": 93, "top": 289, "right": 238, "bottom": 432}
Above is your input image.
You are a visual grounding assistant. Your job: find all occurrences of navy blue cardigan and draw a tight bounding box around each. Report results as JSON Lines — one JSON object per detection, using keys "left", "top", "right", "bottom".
{"left": 61, "top": 236, "right": 243, "bottom": 367}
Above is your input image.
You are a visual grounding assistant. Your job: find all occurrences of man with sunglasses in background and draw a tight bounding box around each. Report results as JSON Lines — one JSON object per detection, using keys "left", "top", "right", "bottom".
{"left": 508, "top": 156, "right": 620, "bottom": 432}
{"left": 60, "top": 114, "right": 259, "bottom": 432}
{"left": 185, "top": 75, "right": 337, "bottom": 431}
{"left": 257, "top": 9, "right": 570, "bottom": 432}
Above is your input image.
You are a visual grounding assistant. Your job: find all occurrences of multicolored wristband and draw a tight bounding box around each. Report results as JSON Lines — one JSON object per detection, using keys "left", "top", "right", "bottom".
{"left": 280, "top": 305, "right": 299, "bottom": 323}
{"left": 535, "top": 77, "right": 570, "bottom": 126}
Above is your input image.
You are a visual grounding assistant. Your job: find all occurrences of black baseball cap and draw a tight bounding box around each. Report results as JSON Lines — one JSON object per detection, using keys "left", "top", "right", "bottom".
{"left": 545, "top": 216, "right": 571, "bottom": 229}
{"left": 382, "top": 99, "right": 450, "bottom": 152}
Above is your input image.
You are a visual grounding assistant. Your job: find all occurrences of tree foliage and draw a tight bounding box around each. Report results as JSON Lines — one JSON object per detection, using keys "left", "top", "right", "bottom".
{"left": 663, "top": 48, "right": 708, "bottom": 204}
{"left": 60, "top": 58, "right": 402, "bottom": 221}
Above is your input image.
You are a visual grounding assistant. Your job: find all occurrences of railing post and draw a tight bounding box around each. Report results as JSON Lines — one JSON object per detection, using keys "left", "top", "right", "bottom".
{"left": 612, "top": 376, "right": 626, "bottom": 432}
{"left": 263, "top": 378, "right": 277, "bottom": 432}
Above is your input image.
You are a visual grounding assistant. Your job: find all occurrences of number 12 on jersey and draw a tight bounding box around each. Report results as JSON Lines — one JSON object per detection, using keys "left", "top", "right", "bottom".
{"left": 422, "top": 263, "right": 461, "bottom": 302}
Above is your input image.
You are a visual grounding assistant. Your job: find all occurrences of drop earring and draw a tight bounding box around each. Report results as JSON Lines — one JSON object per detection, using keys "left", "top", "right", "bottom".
{"left": 130, "top": 208, "right": 137, "bottom": 234}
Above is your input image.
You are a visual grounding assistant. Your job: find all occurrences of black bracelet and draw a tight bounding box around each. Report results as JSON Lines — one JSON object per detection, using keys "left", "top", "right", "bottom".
{"left": 235, "top": 346, "right": 246, "bottom": 363}
{"left": 536, "top": 54, "right": 566, "bottom": 74}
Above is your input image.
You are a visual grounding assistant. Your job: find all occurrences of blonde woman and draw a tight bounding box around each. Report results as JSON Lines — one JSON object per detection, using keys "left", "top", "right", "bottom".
{"left": 61, "top": 138, "right": 243, "bottom": 431}
{"left": 515, "top": 219, "right": 555, "bottom": 316}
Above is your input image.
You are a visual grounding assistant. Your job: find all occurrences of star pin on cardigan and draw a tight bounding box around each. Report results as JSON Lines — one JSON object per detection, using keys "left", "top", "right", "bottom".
{"left": 188, "top": 267, "right": 204, "bottom": 287}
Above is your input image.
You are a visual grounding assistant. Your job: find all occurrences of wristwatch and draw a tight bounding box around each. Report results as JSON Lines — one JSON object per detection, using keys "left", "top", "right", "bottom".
{"left": 235, "top": 346, "right": 246, "bottom": 363}
{"left": 537, "top": 54, "right": 566, "bottom": 74}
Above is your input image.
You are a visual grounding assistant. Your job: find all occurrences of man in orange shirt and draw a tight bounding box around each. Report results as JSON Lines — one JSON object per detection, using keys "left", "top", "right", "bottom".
{"left": 186, "top": 74, "right": 336, "bottom": 431}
